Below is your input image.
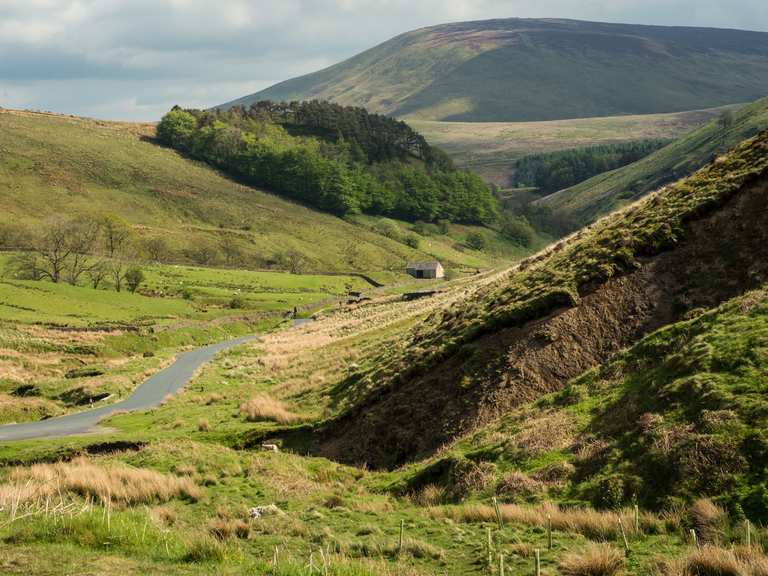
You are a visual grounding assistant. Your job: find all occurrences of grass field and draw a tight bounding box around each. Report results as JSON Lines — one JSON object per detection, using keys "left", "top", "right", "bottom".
{"left": 410, "top": 106, "right": 731, "bottom": 186}
{"left": 0, "top": 253, "right": 375, "bottom": 425}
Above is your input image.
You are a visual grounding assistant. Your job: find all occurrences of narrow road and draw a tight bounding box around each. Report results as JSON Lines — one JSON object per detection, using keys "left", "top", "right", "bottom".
{"left": 0, "top": 335, "right": 257, "bottom": 442}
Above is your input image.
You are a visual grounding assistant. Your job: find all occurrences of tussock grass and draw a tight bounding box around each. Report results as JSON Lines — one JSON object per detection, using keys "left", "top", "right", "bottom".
{"left": 430, "top": 501, "right": 662, "bottom": 540}
{"left": 655, "top": 545, "right": 768, "bottom": 576}
{"left": 239, "top": 394, "right": 304, "bottom": 424}
{"left": 688, "top": 499, "right": 726, "bottom": 545}
{"left": 0, "top": 457, "right": 200, "bottom": 506}
{"left": 560, "top": 543, "right": 625, "bottom": 576}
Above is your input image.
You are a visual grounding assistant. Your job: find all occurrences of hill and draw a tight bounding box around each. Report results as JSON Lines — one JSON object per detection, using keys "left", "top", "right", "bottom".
{"left": 0, "top": 109, "right": 524, "bottom": 274}
{"left": 410, "top": 106, "right": 732, "bottom": 186}
{"left": 225, "top": 18, "right": 768, "bottom": 122}
{"left": 536, "top": 96, "right": 768, "bottom": 231}
{"left": 310, "top": 127, "right": 768, "bottom": 470}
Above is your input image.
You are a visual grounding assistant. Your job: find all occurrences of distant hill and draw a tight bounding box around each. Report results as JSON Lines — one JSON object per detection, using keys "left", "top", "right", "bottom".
{"left": 224, "top": 18, "right": 768, "bottom": 122}
{"left": 535, "top": 96, "right": 768, "bottom": 230}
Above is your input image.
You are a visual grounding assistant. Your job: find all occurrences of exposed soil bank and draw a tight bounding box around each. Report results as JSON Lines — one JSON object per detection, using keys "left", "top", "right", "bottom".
{"left": 317, "top": 177, "right": 768, "bottom": 469}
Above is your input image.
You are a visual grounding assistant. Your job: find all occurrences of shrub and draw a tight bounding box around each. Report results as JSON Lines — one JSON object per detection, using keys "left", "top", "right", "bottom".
{"left": 124, "top": 266, "right": 144, "bottom": 293}
{"left": 465, "top": 231, "right": 487, "bottom": 251}
{"left": 495, "top": 471, "right": 543, "bottom": 501}
{"left": 559, "top": 544, "right": 625, "bottom": 576}
{"left": 404, "top": 234, "right": 420, "bottom": 249}
{"left": 239, "top": 395, "right": 303, "bottom": 424}
{"left": 411, "top": 484, "right": 446, "bottom": 507}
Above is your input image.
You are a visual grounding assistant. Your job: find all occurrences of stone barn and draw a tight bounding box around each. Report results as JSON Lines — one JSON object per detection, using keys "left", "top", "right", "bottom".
{"left": 406, "top": 261, "right": 445, "bottom": 279}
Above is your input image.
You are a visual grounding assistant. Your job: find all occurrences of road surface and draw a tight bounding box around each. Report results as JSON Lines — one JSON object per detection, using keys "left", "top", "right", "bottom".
{"left": 0, "top": 335, "right": 257, "bottom": 442}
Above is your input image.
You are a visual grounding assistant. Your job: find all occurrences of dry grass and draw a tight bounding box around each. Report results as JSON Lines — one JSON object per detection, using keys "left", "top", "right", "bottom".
{"left": 560, "top": 543, "right": 625, "bottom": 576}
{"left": 197, "top": 418, "right": 211, "bottom": 432}
{"left": 208, "top": 517, "right": 250, "bottom": 541}
{"left": 411, "top": 484, "right": 446, "bottom": 507}
{"left": 689, "top": 499, "right": 727, "bottom": 545}
{"left": 495, "top": 471, "right": 544, "bottom": 501}
{"left": 0, "top": 457, "right": 200, "bottom": 507}
{"left": 655, "top": 545, "right": 768, "bottom": 576}
{"left": 239, "top": 394, "right": 304, "bottom": 424}
{"left": 430, "top": 501, "right": 661, "bottom": 540}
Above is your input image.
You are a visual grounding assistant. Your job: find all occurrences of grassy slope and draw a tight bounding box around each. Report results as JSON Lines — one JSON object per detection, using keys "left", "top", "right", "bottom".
{"left": 231, "top": 18, "right": 768, "bottom": 122}
{"left": 431, "top": 286, "right": 768, "bottom": 518}
{"left": 0, "top": 110, "right": 514, "bottom": 273}
{"left": 410, "top": 106, "right": 729, "bottom": 186}
{"left": 537, "top": 96, "right": 768, "bottom": 229}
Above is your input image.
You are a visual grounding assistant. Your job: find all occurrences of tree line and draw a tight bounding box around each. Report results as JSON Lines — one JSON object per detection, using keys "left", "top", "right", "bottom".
{"left": 157, "top": 104, "right": 498, "bottom": 225}
{"left": 514, "top": 139, "right": 669, "bottom": 194}
{"left": 4, "top": 215, "right": 145, "bottom": 293}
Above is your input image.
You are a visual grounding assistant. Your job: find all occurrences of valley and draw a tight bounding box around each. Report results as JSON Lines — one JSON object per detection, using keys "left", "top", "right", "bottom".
{"left": 2, "top": 10, "right": 768, "bottom": 576}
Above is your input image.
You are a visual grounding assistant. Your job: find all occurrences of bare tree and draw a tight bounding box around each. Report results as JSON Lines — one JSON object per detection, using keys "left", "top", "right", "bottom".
{"left": 25, "top": 217, "right": 99, "bottom": 284}
{"left": 143, "top": 237, "right": 169, "bottom": 263}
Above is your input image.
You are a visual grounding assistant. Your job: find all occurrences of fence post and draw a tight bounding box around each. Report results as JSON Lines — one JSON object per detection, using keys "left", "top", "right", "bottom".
{"left": 399, "top": 519, "right": 405, "bottom": 556}
{"left": 535, "top": 548, "right": 541, "bottom": 576}
{"left": 634, "top": 504, "right": 640, "bottom": 534}
{"left": 493, "top": 497, "right": 504, "bottom": 529}
{"left": 547, "top": 513, "right": 553, "bottom": 549}
{"left": 487, "top": 526, "right": 493, "bottom": 567}
{"left": 746, "top": 519, "right": 751, "bottom": 548}
{"left": 500, "top": 553, "right": 505, "bottom": 576}
{"left": 690, "top": 528, "right": 698, "bottom": 548}
{"left": 618, "top": 517, "right": 630, "bottom": 555}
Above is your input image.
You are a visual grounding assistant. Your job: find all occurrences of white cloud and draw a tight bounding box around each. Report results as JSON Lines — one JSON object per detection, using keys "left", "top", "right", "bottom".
{"left": 0, "top": 0, "right": 765, "bottom": 120}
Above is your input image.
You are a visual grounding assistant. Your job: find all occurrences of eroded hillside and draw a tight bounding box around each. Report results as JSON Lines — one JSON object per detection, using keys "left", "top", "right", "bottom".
{"left": 313, "top": 130, "right": 768, "bottom": 469}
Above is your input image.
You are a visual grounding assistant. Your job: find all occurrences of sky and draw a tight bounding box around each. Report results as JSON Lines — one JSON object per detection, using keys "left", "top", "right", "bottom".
{"left": 1, "top": 0, "right": 766, "bottom": 121}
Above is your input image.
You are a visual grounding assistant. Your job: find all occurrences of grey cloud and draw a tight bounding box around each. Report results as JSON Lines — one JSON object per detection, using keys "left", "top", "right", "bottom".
{"left": 0, "top": 0, "right": 765, "bottom": 120}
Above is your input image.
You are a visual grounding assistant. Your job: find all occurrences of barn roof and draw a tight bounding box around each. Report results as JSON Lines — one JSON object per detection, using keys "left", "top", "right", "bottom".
{"left": 406, "top": 261, "right": 442, "bottom": 271}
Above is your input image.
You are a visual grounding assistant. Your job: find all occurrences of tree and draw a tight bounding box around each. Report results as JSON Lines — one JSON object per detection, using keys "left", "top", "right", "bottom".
{"left": 465, "top": 231, "right": 488, "bottom": 251}
{"left": 99, "top": 214, "right": 134, "bottom": 292}
{"left": 42, "top": 217, "right": 99, "bottom": 284}
{"left": 124, "top": 267, "right": 145, "bottom": 293}
{"left": 143, "top": 237, "right": 169, "bottom": 263}
{"left": 501, "top": 215, "right": 536, "bottom": 247}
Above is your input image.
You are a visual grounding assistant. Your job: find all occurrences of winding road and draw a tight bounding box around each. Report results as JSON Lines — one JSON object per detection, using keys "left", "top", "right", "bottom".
{"left": 0, "top": 335, "right": 258, "bottom": 442}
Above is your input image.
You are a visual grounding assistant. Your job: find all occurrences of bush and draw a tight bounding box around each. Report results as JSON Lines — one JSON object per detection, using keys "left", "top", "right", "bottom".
{"left": 124, "top": 266, "right": 144, "bottom": 293}
{"left": 465, "top": 231, "right": 488, "bottom": 251}
{"left": 502, "top": 215, "right": 536, "bottom": 247}
{"left": 404, "top": 234, "right": 420, "bottom": 249}
{"left": 559, "top": 543, "right": 625, "bottom": 576}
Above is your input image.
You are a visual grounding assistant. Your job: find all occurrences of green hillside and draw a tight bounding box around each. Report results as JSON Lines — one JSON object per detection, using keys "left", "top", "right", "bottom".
{"left": 227, "top": 19, "right": 768, "bottom": 122}
{"left": 0, "top": 110, "right": 522, "bottom": 273}
{"left": 536, "top": 96, "right": 768, "bottom": 230}
{"left": 312, "top": 127, "right": 768, "bottom": 470}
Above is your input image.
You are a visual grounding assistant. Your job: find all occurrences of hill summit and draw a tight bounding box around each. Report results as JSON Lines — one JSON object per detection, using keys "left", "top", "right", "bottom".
{"left": 224, "top": 18, "right": 768, "bottom": 122}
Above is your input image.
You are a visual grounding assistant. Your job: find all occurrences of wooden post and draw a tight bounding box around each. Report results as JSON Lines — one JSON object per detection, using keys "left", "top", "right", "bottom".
{"left": 534, "top": 548, "right": 541, "bottom": 576}
{"left": 746, "top": 519, "right": 751, "bottom": 548}
{"left": 493, "top": 497, "right": 504, "bottom": 529}
{"left": 618, "top": 517, "right": 630, "bottom": 555}
{"left": 634, "top": 505, "right": 640, "bottom": 534}
{"left": 399, "top": 519, "right": 405, "bottom": 556}
{"left": 487, "top": 526, "right": 493, "bottom": 567}
{"left": 547, "top": 513, "right": 553, "bottom": 549}
{"left": 500, "top": 553, "right": 505, "bottom": 576}
{"left": 690, "top": 529, "right": 698, "bottom": 548}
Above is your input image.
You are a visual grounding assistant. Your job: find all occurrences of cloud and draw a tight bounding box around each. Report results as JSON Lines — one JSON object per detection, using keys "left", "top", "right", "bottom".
{"left": 0, "top": 0, "right": 766, "bottom": 120}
